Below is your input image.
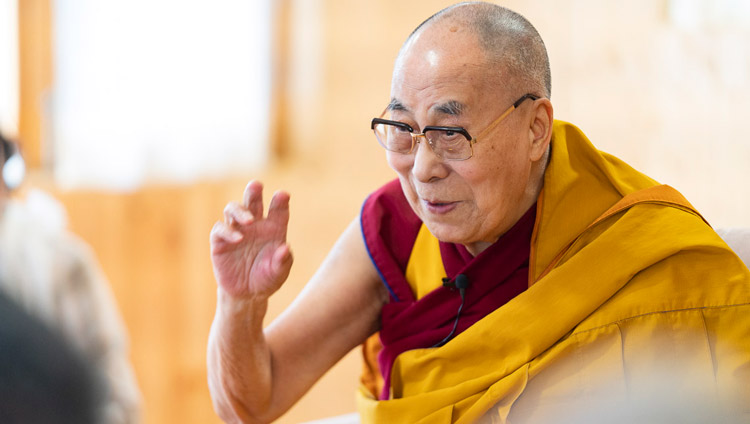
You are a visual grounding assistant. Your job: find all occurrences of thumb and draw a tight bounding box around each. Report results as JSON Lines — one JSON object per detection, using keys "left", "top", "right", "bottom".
{"left": 271, "top": 244, "right": 293, "bottom": 277}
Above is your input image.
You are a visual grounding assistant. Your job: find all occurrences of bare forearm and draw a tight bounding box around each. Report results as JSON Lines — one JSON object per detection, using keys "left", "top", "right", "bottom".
{"left": 207, "top": 213, "right": 386, "bottom": 423}
{"left": 207, "top": 290, "right": 274, "bottom": 424}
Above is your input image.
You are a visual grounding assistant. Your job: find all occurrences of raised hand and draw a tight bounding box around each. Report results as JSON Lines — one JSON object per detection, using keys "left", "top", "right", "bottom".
{"left": 210, "top": 181, "right": 293, "bottom": 299}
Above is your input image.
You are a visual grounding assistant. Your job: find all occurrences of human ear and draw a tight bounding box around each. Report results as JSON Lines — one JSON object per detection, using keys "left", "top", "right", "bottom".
{"left": 528, "top": 98, "right": 553, "bottom": 162}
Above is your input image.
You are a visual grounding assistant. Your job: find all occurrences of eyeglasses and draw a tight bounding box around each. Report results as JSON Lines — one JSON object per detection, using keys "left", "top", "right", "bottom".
{"left": 370, "top": 93, "right": 539, "bottom": 161}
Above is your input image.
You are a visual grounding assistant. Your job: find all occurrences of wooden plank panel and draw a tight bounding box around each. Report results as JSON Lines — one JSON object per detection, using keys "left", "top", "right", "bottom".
{"left": 17, "top": 0, "right": 52, "bottom": 168}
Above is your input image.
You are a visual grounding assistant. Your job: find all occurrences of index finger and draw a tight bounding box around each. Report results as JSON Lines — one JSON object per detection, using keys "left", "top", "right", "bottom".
{"left": 243, "top": 180, "right": 264, "bottom": 219}
{"left": 267, "top": 190, "right": 291, "bottom": 227}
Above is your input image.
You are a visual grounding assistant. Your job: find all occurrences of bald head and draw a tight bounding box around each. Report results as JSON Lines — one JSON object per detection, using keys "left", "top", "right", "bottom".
{"left": 397, "top": 2, "right": 551, "bottom": 99}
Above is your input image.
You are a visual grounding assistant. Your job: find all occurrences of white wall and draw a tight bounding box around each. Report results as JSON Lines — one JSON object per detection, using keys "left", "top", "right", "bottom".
{"left": 51, "top": 0, "right": 272, "bottom": 190}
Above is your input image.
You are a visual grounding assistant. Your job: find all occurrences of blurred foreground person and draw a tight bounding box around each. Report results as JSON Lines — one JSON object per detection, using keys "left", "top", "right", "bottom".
{"left": 0, "top": 133, "right": 141, "bottom": 423}
{"left": 0, "top": 288, "right": 103, "bottom": 424}
{"left": 208, "top": 2, "right": 750, "bottom": 423}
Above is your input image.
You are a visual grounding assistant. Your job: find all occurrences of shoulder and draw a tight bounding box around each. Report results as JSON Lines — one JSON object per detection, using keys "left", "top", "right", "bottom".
{"left": 359, "top": 180, "right": 422, "bottom": 300}
{"left": 574, "top": 200, "right": 750, "bottom": 332}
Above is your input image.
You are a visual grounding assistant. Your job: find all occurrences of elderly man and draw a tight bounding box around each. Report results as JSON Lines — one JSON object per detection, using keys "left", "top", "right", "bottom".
{"left": 208, "top": 2, "right": 750, "bottom": 423}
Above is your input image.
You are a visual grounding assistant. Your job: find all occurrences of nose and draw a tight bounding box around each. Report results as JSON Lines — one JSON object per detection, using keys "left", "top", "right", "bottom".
{"left": 411, "top": 134, "right": 449, "bottom": 183}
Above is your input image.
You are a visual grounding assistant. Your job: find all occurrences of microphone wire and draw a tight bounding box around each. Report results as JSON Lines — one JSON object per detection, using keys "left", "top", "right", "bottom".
{"left": 432, "top": 284, "right": 467, "bottom": 348}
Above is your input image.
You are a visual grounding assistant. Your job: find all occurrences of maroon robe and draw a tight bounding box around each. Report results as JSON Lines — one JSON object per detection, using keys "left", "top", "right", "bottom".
{"left": 360, "top": 179, "right": 536, "bottom": 399}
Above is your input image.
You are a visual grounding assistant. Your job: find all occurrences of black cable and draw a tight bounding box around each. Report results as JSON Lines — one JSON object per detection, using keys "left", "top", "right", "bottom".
{"left": 431, "top": 286, "right": 466, "bottom": 348}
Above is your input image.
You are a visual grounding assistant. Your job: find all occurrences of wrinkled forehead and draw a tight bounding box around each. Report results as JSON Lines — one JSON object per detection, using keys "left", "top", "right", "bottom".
{"left": 389, "top": 25, "right": 503, "bottom": 112}
{"left": 393, "top": 23, "right": 485, "bottom": 80}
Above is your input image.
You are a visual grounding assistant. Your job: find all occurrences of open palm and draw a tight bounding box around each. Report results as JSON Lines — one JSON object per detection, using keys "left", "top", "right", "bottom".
{"left": 210, "top": 181, "right": 293, "bottom": 299}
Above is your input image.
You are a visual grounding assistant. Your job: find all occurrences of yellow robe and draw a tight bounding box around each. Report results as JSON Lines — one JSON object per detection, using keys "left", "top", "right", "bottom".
{"left": 357, "top": 120, "right": 750, "bottom": 423}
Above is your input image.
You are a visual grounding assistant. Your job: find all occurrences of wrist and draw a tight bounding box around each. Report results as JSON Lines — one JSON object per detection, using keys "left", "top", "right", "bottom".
{"left": 216, "top": 287, "right": 269, "bottom": 324}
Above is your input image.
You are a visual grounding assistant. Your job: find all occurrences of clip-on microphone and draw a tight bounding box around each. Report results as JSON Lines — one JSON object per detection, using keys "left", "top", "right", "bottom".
{"left": 433, "top": 274, "right": 470, "bottom": 347}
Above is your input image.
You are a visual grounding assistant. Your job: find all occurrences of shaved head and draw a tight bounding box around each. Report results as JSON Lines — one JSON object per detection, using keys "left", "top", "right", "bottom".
{"left": 397, "top": 2, "right": 551, "bottom": 99}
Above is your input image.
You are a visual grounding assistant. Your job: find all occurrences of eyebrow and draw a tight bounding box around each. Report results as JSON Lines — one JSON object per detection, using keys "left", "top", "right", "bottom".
{"left": 434, "top": 100, "right": 465, "bottom": 116}
{"left": 387, "top": 98, "right": 408, "bottom": 112}
{"left": 386, "top": 99, "right": 465, "bottom": 115}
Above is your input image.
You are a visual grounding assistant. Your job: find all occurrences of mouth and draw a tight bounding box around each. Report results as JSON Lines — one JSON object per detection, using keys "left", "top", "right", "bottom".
{"left": 422, "top": 199, "right": 458, "bottom": 214}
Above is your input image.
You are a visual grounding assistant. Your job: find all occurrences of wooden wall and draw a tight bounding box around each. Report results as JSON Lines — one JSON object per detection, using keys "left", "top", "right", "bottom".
{"left": 52, "top": 182, "right": 233, "bottom": 424}
{"left": 48, "top": 159, "right": 394, "bottom": 423}
{"left": 17, "top": 0, "right": 52, "bottom": 167}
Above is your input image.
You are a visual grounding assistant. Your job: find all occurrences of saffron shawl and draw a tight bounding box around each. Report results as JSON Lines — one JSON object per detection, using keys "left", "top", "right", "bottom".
{"left": 357, "top": 120, "right": 750, "bottom": 423}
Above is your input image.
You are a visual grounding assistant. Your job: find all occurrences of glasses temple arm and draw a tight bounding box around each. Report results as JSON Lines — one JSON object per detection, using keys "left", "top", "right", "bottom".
{"left": 474, "top": 94, "right": 540, "bottom": 142}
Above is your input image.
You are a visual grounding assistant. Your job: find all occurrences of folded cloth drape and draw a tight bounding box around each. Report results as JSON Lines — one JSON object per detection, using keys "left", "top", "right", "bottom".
{"left": 357, "top": 121, "right": 750, "bottom": 423}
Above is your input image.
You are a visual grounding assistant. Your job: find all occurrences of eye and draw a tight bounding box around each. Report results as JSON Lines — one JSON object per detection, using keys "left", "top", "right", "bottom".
{"left": 440, "top": 130, "right": 463, "bottom": 143}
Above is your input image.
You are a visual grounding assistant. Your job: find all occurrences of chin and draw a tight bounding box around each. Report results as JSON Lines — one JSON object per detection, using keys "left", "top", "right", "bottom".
{"left": 423, "top": 221, "right": 468, "bottom": 244}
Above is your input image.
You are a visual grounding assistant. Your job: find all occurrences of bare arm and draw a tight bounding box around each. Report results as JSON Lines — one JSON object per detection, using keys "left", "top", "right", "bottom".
{"left": 207, "top": 181, "right": 386, "bottom": 423}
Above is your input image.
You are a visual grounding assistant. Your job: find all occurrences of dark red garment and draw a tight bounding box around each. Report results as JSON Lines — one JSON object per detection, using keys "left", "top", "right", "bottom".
{"left": 360, "top": 180, "right": 536, "bottom": 400}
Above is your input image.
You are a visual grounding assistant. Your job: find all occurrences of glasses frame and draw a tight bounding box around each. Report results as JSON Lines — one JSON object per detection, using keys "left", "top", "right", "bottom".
{"left": 371, "top": 93, "right": 539, "bottom": 161}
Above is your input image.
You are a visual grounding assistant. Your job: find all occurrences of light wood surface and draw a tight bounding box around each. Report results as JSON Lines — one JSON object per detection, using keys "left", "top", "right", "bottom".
{"left": 17, "top": 0, "right": 52, "bottom": 168}
{"left": 48, "top": 156, "right": 393, "bottom": 424}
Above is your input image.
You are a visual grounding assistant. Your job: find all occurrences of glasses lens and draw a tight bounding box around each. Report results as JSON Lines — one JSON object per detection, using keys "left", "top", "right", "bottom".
{"left": 373, "top": 123, "right": 413, "bottom": 153}
{"left": 426, "top": 129, "right": 471, "bottom": 160}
